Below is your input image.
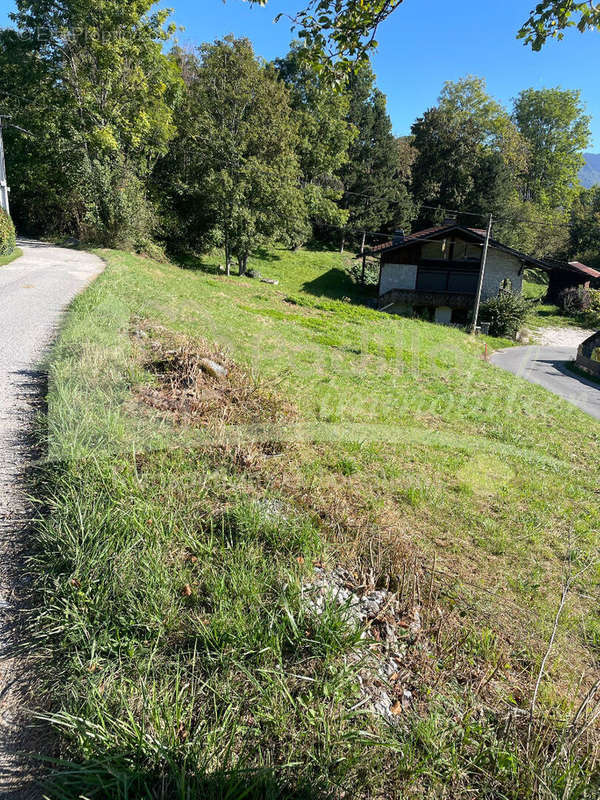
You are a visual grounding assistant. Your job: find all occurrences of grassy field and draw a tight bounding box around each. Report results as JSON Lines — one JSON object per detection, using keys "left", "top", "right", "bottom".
{"left": 0, "top": 246, "right": 23, "bottom": 267}
{"left": 28, "top": 246, "right": 600, "bottom": 798}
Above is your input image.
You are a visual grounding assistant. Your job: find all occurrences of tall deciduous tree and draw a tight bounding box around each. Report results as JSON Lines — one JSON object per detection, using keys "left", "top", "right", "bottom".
{"left": 514, "top": 88, "right": 591, "bottom": 210}
{"left": 275, "top": 43, "right": 353, "bottom": 238}
{"left": 411, "top": 78, "right": 526, "bottom": 228}
{"left": 164, "top": 37, "right": 307, "bottom": 274}
{"left": 1, "top": 0, "right": 180, "bottom": 243}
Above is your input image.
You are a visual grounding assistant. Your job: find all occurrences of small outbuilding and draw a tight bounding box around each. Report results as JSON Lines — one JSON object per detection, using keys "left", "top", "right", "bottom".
{"left": 544, "top": 260, "right": 600, "bottom": 303}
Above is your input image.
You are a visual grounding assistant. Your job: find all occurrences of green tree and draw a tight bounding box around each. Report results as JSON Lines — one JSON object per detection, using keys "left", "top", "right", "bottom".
{"left": 514, "top": 87, "right": 591, "bottom": 209}
{"left": 518, "top": 1, "right": 600, "bottom": 50}
{"left": 569, "top": 187, "right": 600, "bottom": 265}
{"left": 411, "top": 77, "right": 526, "bottom": 229}
{"left": 163, "top": 38, "right": 308, "bottom": 274}
{"left": 1, "top": 0, "right": 180, "bottom": 243}
{"left": 275, "top": 43, "right": 353, "bottom": 240}
{"left": 338, "top": 63, "right": 413, "bottom": 250}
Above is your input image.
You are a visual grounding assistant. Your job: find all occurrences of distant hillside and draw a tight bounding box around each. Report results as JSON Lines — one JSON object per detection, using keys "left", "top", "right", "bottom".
{"left": 580, "top": 153, "right": 600, "bottom": 188}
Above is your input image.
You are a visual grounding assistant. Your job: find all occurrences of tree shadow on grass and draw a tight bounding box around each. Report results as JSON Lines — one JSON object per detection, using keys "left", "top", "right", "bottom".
{"left": 252, "top": 246, "right": 282, "bottom": 263}
{"left": 302, "top": 239, "right": 343, "bottom": 253}
{"left": 43, "top": 761, "right": 333, "bottom": 800}
{"left": 173, "top": 252, "right": 222, "bottom": 275}
{"left": 301, "top": 268, "right": 375, "bottom": 305}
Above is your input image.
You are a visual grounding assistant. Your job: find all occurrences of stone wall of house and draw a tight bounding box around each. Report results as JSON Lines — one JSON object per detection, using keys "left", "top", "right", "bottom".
{"left": 379, "top": 263, "right": 418, "bottom": 295}
{"left": 577, "top": 331, "right": 600, "bottom": 378}
{"left": 482, "top": 250, "right": 523, "bottom": 300}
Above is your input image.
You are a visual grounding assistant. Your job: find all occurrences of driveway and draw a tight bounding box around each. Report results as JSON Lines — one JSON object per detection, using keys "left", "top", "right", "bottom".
{"left": 491, "top": 340, "right": 600, "bottom": 421}
{"left": 0, "top": 240, "right": 104, "bottom": 798}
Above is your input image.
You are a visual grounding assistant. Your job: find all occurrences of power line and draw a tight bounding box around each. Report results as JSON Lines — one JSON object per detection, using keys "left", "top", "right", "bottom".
{"left": 340, "top": 188, "right": 578, "bottom": 230}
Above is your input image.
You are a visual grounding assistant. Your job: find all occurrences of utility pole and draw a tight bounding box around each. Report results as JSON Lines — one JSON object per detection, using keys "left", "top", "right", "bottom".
{"left": 471, "top": 213, "right": 493, "bottom": 334}
{"left": 360, "top": 231, "right": 367, "bottom": 284}
{"left": 0, "top": 116, "right": 10, "bottom": 215}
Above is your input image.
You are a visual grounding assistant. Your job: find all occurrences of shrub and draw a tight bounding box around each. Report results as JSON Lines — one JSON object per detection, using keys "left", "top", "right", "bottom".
{"left": 0, "top": 207, "right": 16, "bottom": 256}
{"left": 81, "top": 156, "right": 157, "bottom": 250}
{"left": 348, "top": 258, "right": 379, "bottom": 287}
{"left": 558, "top": 286, "right": 592, "bottom": 314}
{"left": 480, "top": 290, "right": 531, "bottom": 338}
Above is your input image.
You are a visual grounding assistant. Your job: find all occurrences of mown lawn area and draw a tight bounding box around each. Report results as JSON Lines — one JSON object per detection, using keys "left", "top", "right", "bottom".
{"left": 29, "top": 246, "right": 600, "bottom": 798}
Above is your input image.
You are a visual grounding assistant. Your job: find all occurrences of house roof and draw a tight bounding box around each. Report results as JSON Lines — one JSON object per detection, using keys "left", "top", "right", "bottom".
{"left": 568, "top": 261, "right": 600, "bottom": 279}
{"left": 369, "top": 224, "right": 600, "bottom": 277}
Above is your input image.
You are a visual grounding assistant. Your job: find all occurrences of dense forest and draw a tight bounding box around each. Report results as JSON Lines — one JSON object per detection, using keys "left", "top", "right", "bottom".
{"left": 1, "top": 0, "right": 599, "bottom": 271}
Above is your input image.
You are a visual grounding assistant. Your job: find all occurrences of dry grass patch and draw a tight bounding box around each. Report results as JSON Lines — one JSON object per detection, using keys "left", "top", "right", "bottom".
{"left": 132, "top": 319, "right": 294, "bottom": 429}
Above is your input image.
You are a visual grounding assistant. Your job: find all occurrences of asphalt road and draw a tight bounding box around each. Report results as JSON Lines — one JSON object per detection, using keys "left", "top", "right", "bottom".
{"left": 491, "top": 343, "right": 600, "bottom": 421}
{"left": 0, "top": 240, "right": 103, "bottom": 798}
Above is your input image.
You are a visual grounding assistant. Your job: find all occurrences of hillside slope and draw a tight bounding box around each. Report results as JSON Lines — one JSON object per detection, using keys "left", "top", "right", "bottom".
{"left": 29, "top": 246, "right": 600, "bottom": 799}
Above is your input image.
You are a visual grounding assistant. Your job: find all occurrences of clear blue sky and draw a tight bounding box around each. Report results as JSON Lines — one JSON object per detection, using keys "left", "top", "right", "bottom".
{"left": 2, "top": 0, "right": 599, "bottom": 149}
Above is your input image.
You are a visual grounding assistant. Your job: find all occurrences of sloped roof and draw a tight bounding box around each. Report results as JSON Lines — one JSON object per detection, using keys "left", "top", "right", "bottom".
{"left": 568, "top": 261, "right": 600, "bottom": 279}
{"left": 369, "top": 224, "right": 599, "bottom": 277}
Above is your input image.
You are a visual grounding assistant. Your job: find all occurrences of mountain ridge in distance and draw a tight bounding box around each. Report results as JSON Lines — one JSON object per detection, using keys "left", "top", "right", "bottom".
{"left": 580, "top": 153, "right": 600, "bottom": 188}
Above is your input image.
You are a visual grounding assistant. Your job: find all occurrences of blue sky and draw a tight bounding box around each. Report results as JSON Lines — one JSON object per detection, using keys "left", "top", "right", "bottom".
{"left": 2, "top": 0, "right": 599, "bottom": 149}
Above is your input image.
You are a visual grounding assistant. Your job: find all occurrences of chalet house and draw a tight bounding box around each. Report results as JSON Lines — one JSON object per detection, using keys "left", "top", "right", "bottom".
{"left": 370, "top": 223, "right": 600, "bottom": 325}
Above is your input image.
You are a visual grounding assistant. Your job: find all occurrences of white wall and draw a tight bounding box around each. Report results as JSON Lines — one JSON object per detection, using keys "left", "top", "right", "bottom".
{"left": 379, "top": 263, "right": 417, "bottom": 296}
{"left": 482, "top": 250, "right": 523, "bottom": 300}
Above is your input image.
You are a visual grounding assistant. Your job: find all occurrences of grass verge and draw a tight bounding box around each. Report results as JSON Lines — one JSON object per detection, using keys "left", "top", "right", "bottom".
{"left": 27, "top": 246, "right": 600, "bottom": 798}
{"left": 0, "top": 246, "right": 23, "bottom": 267}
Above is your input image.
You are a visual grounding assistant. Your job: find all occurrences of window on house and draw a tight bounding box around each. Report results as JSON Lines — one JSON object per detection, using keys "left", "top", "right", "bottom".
{"left": 448, "top": 271, "right": 479, "bottom": 293}
{"left": 421, "top": 240, "right": 447, "bottom": 260}
{"left": 416, "top": 268, "right": 479, "bottom": 294}
{"left": 416, "top": 269, "right": 449, "bottom": 291}
{"left": 453, "top": 242, "right": 481, "bottom": 261}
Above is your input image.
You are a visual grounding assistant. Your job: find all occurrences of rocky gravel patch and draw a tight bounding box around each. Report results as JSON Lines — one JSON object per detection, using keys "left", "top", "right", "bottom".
{"left": 303, "top": 566, "right": 422, "bottom": 724}
{"left": 536, "top": 326, "right": 595, "bottom": 348}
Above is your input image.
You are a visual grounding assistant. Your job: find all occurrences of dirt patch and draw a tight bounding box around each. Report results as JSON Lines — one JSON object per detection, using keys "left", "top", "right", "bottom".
{"left": 132, "top": 320, "right": 294, "bottom": 428}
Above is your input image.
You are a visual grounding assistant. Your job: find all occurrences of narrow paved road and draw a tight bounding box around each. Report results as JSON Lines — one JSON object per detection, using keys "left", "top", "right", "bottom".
{"left": 491, "top": 343, "right": 600, "bottom": 421}
{"left": 0, "top": 240, "right": 104, "bottom": 798}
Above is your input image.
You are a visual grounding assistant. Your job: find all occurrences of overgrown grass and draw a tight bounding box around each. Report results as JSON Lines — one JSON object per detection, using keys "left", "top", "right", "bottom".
{"left": 27, "top": 245, "right": 600, "bottom": 798}
{"left": 0, "top": 245, "right": 23, "bottom": 266}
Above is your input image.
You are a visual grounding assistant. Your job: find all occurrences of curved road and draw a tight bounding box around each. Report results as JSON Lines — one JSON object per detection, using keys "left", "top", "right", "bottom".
{"left": 0, "top": 240, "right": 104, "bottom": 798}
{"left": 491, "top": 342, "right": 600, "bottom": 421}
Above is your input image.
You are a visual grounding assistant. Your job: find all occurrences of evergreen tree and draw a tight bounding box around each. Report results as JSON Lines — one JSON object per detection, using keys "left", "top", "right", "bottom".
{"left": 338, "top": 63, "right": 413, "bottom": 250}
